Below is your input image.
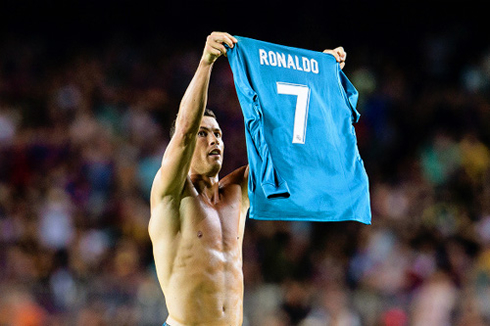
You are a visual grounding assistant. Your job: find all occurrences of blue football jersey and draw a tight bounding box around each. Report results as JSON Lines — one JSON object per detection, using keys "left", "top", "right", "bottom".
{"left": 226, "top": 36, "right": 371, "bottom": 224}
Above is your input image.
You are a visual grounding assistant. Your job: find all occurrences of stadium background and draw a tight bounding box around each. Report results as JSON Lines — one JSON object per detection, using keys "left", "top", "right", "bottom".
{"left": 0, "top": 1, "right": 489, "bottom": 325}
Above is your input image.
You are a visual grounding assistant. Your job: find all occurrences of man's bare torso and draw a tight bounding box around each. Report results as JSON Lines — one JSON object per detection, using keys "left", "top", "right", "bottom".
{"left": 150, "top": 166, "right": 248, "bottom": 326}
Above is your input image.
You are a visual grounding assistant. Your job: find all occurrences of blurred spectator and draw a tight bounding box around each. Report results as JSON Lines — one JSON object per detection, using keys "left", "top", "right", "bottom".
{"left": 38, "top": 186, "right": 75, "bottom": 250}
{"left": 411, "top": 271, "right": 458, "bottom": 325}
{"left": 301, "top": 284, "right": 362, "bottom": 326}
{"left": 0, "top": 287, "right": 48, "bottom": 326}
{"left": 420, "top": 130, "right": 461, "bottom": 187}
{"left": 0, "top": 104, "right": 19, "bottom": 148}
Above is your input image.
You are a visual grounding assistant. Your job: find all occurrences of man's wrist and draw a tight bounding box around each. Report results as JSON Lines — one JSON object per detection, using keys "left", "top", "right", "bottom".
{"left": 199, "top": 57, "right": 215, "bottom": 69}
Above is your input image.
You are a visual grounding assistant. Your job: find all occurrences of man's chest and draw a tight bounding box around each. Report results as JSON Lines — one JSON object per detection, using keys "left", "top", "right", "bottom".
{"left": 180, "top": 185, "right": 244, "bottom": 247}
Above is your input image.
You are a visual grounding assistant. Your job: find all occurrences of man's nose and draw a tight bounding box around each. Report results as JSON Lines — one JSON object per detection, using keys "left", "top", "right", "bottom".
{"left": 210, "top": 135, "right": 220, "bottom": 145}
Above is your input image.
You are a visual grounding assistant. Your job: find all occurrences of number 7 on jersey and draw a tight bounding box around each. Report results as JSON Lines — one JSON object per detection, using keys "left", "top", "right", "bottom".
{"left": 276, "top": 82, "right": 311, "bottom": 144}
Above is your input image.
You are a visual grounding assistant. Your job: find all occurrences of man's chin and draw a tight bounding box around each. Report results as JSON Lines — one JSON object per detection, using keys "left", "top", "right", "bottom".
{"left": 211, "top": 163, "right": 222, "bottom": 175}
{"left": 208, "top": 155, "right": 222, "bottom": 165}
{"left": 205, "top": 161, "right": 222, "bottom": 176}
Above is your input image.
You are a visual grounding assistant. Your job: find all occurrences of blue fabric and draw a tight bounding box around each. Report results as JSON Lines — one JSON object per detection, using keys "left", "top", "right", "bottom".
{"left": 227, "top": 36, "right": 371, "bottom": 224}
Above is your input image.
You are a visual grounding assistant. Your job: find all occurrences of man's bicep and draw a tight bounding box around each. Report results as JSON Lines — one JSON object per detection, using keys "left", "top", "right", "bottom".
{"left": 152, "top": 136, "right": 195, "bottom": 201}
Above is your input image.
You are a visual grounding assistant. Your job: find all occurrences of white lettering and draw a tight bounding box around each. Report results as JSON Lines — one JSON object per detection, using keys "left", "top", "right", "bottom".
{"left": 259, "top": 49, "right": 268, "bottom": 65}
{"left": 311, "top": 59, "right": 319, "bottom": 74}
{"left": 295, "top": 56, "right": 303, "bottom": 71}
{"left": 302, "top": 57, "right": 311, "bottom": 72}
{"left": 268, "top": 51, "right": 277, "bottom": 66}
{"left": 277, "top": 52, "right": 286, "bottom": 68}
{"left": 258, "top": 49, "right": 319, "bottom": 74}
{"left": 287, "top": 54, "right": 296, "bottom": 69}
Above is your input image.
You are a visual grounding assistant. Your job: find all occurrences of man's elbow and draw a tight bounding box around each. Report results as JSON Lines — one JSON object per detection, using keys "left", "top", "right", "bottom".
{"left": 148, "top": 215, "right": 158, "bottom": 241}
{"left": 172, "top": 127, "right": 197, "bottom": 148}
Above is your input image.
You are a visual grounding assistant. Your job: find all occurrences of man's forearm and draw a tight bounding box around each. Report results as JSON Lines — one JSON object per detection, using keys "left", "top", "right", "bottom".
{"left": 174, "top": 60, "right": 213, "bottom": 141}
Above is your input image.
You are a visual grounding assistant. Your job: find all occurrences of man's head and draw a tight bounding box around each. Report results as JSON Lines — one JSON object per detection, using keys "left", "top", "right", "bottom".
{"left": 172, "top": 109, "right": 224, "bottom": 177}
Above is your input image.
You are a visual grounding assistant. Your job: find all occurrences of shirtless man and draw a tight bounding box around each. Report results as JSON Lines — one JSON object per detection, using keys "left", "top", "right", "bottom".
{"left": 148, "top": 32, "right": 347, "bottom": 326}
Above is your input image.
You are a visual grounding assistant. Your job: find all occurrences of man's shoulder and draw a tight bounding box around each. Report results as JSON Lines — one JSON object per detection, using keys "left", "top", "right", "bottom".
{"left": 151, "top": 170, "right": 197, "bottom": 209}
{"left": 220, "top": 165, "right": 248, "bottom": 187}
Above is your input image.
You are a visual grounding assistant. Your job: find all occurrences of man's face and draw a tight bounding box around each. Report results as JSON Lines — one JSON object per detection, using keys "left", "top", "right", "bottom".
{"left": 190, "top": 116, "right": 224, "bottom": 177}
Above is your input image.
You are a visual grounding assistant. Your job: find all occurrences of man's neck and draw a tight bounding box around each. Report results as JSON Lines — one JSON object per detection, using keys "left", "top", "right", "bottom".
{"left": 189, "top": 173, "right": 220, "bottom": 204}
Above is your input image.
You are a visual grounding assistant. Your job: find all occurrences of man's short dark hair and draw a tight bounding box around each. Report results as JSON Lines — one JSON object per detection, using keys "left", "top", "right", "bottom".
{"left": 169, "top": 109, "right": 217, "bottom": 139}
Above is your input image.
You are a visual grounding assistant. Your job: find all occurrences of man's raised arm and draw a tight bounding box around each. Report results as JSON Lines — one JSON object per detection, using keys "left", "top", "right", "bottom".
{"left": 150, "top": 32, "right": 237, "bottom": 207}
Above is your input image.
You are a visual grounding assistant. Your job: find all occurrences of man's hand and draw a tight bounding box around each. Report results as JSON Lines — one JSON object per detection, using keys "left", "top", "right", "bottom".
{"left": 323, "top": 47, "right": 347, "bottom": 69}
{"left": 201, "top": 32, "right": 238, "bottom": 66}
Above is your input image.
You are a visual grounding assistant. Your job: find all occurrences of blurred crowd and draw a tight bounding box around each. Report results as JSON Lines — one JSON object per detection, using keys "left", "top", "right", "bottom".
{"left": 0, "top": 29, "right": 490, "bottom": 326}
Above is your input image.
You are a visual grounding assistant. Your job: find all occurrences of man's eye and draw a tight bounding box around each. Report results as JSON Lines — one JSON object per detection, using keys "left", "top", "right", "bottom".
{"left": 198, "top": 131, "right": 206, "bottom": 137}
{"left": 215, "top": 132, "right": 222, "bottom": 138}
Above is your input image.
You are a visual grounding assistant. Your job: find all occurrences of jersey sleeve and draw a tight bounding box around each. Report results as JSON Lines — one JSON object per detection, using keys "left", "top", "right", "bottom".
{"left": 338, "top": 67, "right": 361, "bottom": 123}
{"left": 226, "top": 40, "right": 290, "bottom": 199}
